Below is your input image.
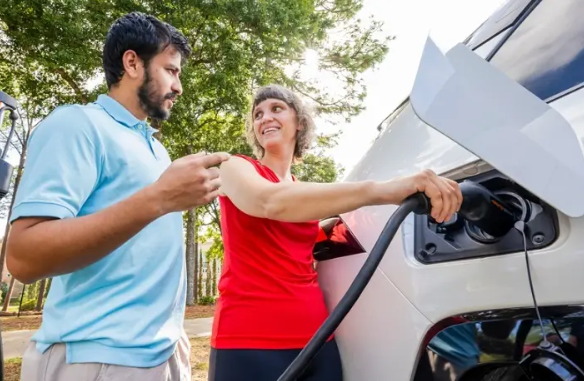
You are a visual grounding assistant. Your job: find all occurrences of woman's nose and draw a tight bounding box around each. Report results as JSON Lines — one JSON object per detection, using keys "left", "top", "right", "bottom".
{"left": 261, "top": 113, "right": 274, "bottom": 123}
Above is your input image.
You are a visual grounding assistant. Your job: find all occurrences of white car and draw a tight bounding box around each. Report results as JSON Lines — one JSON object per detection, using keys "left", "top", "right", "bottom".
{"left": 314, "top": 0, "right": 584, "bottom": 380}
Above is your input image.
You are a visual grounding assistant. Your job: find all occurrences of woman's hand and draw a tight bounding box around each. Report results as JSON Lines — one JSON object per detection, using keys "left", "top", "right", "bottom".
{"left": 373, "top": 169, "right": 463, "bottom": 223}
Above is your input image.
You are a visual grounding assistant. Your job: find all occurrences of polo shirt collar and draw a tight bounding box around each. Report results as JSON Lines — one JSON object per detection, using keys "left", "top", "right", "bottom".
{"left": 95, "top": 94, "right": 158, "bottom": 134}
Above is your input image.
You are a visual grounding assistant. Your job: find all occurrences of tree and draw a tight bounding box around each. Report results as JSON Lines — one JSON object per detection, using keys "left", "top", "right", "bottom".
{"left": 0, "top": 62, "right": 73, "bottom": 309}
{"left": 185, "top": 208, "right": 197, "bottom": 306}
{"left": 36, "top": 278, "right": 46, "bottom": 311}
{"left": 1, "top": 0, "right": 392, "bottom": 304}
{"left": 197, "top": 248, "right": 204, "bottom": 300}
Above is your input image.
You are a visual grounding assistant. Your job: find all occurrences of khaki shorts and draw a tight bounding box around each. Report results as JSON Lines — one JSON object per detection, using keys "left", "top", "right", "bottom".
{"left": 20, "top": 330, "right": 192, "bottom": 381}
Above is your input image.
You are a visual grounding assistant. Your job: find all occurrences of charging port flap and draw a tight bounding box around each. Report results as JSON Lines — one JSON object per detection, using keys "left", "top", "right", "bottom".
{"left": 409, "top": 34, "right": 584, "bottom": 218}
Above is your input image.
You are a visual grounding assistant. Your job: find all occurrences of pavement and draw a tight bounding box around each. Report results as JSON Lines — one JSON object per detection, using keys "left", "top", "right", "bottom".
{"left": 1, "top": 317, "right": 213, "bottom": 359}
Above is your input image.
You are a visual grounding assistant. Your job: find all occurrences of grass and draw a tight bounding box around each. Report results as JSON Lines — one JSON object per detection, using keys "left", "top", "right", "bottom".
{"left": 0, "top": 315, "right": 42, "bottom": 332}
{"left": 185, "top": 304, "right": 216, "bottom": 320}
{"left": 191, "top": 337, "right": 212, "bottom": 380}
{"left": 0, "top": 304, "right": 216, "bottom": 332}
{"left": 4, "top": 358, "right": 22, "bottom": 381}
{"left": 4, "top": 337, "right": 212, "bottom": 380}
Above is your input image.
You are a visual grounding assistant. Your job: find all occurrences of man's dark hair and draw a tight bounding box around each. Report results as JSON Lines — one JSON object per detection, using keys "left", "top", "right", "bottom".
{"left": 102, "top": 12, "right": 192, "bottom": 88}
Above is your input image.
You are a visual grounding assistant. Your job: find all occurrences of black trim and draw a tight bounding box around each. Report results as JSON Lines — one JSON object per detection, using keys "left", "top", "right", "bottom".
{"left": 485, "top": 0, "right": 542, "bottom": 62}
{"left": 545, "top": 81, "right": 584, "bottom": 104}
{"left": 414, "top": 305, "right": 584, "bottom": 381}
{"left": 470, "top": 27, "right": 510, "bottom": 55}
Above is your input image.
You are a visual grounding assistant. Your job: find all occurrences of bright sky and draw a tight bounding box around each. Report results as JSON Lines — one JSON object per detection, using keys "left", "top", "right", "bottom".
{"left": 0, "top": 0, "right": 507, "bottom": 236}
{"left": 323, "top": 0, "right": 507, "bottom": 175}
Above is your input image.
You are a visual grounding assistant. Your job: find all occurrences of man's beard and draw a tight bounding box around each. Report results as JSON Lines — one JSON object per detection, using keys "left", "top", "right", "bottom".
{"left": 137, "top": 69, "right": 176, "bottom": 121}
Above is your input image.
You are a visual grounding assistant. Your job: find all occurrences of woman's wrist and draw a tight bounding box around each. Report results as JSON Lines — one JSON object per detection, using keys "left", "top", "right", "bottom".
{"left": 365, "top": 177, "right": 416, "bottom": 206}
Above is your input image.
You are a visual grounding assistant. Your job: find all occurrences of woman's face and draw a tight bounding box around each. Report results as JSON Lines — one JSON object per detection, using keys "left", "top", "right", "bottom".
{"left": 252, "top": 98, "right": 299, "bottom": 155}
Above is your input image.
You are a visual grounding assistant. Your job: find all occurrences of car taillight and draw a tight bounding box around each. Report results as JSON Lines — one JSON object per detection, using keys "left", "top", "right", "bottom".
{"left": 313, "top": 217, "right": 365, "bottom": 261}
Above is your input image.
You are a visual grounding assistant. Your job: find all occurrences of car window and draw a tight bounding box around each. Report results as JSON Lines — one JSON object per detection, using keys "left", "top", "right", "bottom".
{"left": 489, "top": 0, "right": 584, "bottom": 101}
{"left": 466, "top": 0, "right": 532, "bottom": 49}
{"left": 473, "top": 28, "right": 509, "bottom": 59}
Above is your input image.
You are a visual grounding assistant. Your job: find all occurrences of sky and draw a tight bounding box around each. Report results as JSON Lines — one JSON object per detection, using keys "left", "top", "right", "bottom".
{"left": 0, "top": 0, "right": 507, "bottom": 236}
{"left": 321, "top": 0, "right": 507, "bottom": 175}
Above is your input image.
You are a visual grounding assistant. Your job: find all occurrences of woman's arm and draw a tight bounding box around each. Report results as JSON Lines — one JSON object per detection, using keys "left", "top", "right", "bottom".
{"left": 219, "top": 156, "right": 461, "bottom": 223}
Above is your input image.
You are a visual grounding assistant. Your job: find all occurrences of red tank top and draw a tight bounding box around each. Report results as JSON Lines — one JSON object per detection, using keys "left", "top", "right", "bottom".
{"left": 211, "top": 155, "right": 332, "bottom": 349}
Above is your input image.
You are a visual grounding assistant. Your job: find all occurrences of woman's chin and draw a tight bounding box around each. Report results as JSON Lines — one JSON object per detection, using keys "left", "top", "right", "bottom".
{"left": 262, "top": 138, "right": 284, "bottom": 151}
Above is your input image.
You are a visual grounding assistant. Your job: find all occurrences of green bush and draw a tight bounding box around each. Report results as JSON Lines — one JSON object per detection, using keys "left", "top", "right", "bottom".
{"left": 198, "top": 296, "right": 216, "bottom": 305}
{"left": 19, "top": 299, "right": 37, "bottom": 312}
{"left": 0, "top": 282, "right": 7, "bottom": 303}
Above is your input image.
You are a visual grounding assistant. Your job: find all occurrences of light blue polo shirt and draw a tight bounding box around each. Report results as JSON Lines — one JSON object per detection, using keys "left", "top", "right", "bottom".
{"left": 10, "top": 94, "right": 186, "bottom": 367}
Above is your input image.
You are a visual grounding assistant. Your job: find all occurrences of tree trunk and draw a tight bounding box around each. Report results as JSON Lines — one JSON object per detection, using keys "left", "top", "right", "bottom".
{"left": 185, "top": 209, "right": 196, "bottom": 306}
{"left": 197, "top": 249, "right": 203, "bottom": 300}
{"left": 45, "top": 278, "right": 52, "bottom": 298}
{"left": 0, "top": 140, "right": 27, "bottom": 281}
{"left": 36, "top": 278, "right": 46, "bottom": 311}
{"left": 193, "top": 213, "right": 199, "bottom": 304}
{"left": 205, "top": 257, "right": 211, "bottom": 297}
{"left": 211, "top": 258, "right": 217, "bottom": 296}
{"left": 2, "top": 276, "right": 15, "bottom": 311}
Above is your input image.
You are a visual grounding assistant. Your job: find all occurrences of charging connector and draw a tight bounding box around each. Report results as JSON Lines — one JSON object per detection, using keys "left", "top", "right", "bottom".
{"left": 457, "top": 181, "right": 520, "bottom": 238}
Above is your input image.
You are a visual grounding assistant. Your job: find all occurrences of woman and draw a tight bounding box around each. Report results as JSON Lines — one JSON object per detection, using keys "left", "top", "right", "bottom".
{"left": 208, "top": 84, "right": 462, "bottom": 381}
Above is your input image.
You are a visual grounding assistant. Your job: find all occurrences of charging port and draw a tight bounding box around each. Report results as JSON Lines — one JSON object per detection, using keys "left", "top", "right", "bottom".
{"left": 413, "top": 170, "right": 559, "bottom": 264}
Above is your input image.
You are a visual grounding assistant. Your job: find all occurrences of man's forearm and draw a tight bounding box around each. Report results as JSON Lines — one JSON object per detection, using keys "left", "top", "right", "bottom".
{"left": 7, "top": 185, "right": 165, "bottom": 283}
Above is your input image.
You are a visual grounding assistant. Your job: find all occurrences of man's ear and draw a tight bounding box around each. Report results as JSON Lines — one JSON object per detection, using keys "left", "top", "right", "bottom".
{"left": 122, "top": 50, "right": 144, "bottom": 80}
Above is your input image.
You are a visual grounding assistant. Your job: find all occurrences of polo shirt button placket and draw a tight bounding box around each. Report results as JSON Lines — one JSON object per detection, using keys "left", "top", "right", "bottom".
{"left": 142, "top": 124, "right": 159, "bottom": 160}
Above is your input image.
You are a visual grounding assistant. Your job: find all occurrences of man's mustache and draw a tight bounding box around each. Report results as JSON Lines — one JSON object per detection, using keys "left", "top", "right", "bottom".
{"left": 165, "top": 93, "right": 178, "bottom": 102}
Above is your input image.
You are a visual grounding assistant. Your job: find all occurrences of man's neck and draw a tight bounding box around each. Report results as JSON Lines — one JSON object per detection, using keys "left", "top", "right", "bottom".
{"left": 108, "top": 86, "right": 147, "bottom": 121}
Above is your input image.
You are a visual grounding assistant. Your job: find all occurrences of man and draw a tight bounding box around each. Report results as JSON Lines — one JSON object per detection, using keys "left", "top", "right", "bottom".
{"left": 6, "top": 12, "right": 229, "bottom": 381}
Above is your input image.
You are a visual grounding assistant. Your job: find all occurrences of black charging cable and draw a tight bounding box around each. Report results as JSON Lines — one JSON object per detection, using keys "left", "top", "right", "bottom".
{"left": 277, "top": 192, "right": 431, "bottom": 381}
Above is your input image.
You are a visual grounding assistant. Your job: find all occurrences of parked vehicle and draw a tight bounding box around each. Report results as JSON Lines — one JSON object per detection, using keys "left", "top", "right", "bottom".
{"left": 314, "top": 0, "right": 584, "bottom": 380}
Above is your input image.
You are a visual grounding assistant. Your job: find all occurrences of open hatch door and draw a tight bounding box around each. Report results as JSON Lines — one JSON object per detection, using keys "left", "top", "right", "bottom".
{"left": 409, "top": 35, "right": 584, "bottom": 218}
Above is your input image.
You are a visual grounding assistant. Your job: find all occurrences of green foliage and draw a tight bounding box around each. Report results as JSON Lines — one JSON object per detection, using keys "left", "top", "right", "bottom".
{"left": 201, "top": 224, "right": 224, "bottom": 258}
{"left": 26, "top": 281, "right": 38, "bottom": 301}
{"left": 198, "top": 295, "right": 216, "bottom": 306}
{"left": 0, "top": 282, "right": 8, "bottom": 302}
{"left": 0, "top": 0, "right": 392, "bottom": 268}
{"left": 1, "top": 0, "right": 391, "bottom": 138}
{"left": 293, "top": 153, "right": 344, "bottom": 183}
{"left": 19, "top": 298, "right": 37, "bottom": 312}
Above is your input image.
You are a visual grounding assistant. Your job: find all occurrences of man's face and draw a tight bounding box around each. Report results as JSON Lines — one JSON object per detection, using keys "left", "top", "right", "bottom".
{"left": 138, "top": 46, "right": 183, "bottom": 121}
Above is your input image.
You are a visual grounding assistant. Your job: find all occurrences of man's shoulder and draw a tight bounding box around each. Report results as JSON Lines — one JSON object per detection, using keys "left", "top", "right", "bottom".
{"left": 31, "top": 102, "right": 108, "bottom": 139}
{"left": 49, "top": 102, "right": 108, "bottom": 122}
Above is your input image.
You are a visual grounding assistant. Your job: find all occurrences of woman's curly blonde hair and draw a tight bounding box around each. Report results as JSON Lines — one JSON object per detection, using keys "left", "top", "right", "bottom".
{"left": 245, "top": 84, "right": 315, "bottom": 162}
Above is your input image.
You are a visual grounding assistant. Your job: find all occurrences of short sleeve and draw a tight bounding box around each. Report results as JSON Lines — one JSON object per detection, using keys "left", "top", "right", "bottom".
{"left": 10, "top": 105, "right": 102, "bottom": 223}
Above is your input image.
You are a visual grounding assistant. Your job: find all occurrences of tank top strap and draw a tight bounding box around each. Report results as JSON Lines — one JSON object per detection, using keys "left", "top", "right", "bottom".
{"left": 233, "top": 154, "right": 279, "bottom": 182}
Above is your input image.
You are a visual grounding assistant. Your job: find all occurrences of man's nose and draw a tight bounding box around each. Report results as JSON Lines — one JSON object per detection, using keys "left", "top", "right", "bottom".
{"left": 172, "top": 79, "right": 183, "bottom": 96}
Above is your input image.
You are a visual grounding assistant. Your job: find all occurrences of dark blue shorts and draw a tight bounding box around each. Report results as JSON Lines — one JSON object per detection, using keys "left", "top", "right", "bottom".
{"left": 208, "top": 338, "right": 343, "bottom": 381}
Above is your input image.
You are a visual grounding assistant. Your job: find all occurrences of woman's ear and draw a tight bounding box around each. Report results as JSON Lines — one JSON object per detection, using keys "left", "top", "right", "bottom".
{"left": 297, "top": 119, "right": 304, "bottom": 132}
